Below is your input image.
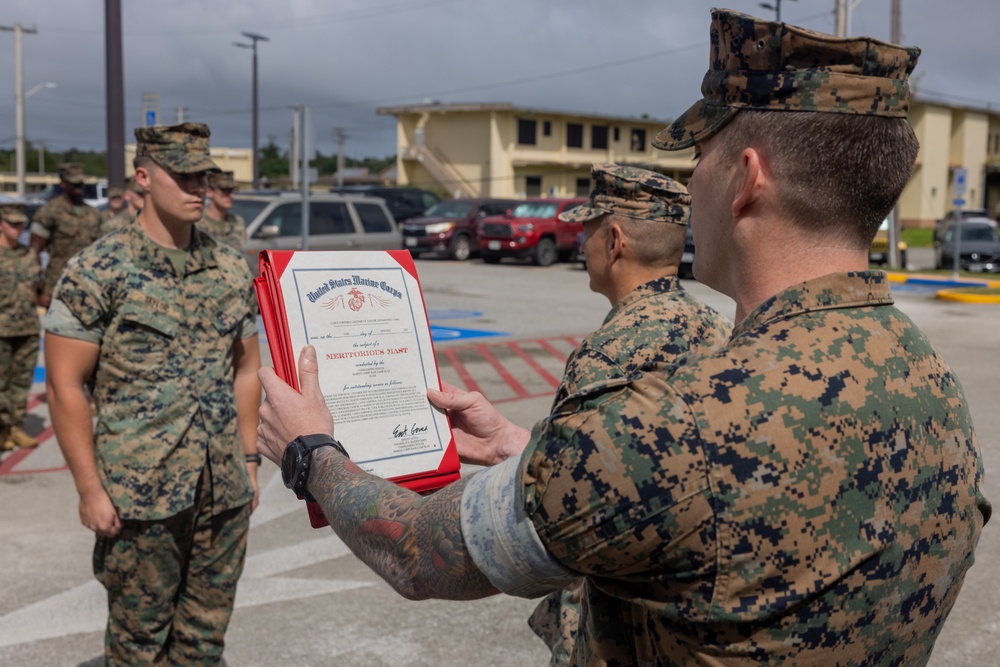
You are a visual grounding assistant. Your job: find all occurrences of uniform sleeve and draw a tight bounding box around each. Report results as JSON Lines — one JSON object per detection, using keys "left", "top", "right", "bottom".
{"left": 29, "top": 205, "right": 53, "bottom": 240}
{"left": 460, "top": 456, "right": 576, "bottom": 598}
{"left": 522, "top": 378, "right": 716, "bottom": 579}
{"left": 43, "top": 297, "right": 103, "bottom": 344}
{"left": 51, "top": 254, "right": 109, "bottom": 329}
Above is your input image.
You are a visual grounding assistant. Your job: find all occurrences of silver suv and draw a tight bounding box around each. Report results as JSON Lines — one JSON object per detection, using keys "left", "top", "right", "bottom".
{"left": 233, "top": 193, "right": 402, "bottom": 270}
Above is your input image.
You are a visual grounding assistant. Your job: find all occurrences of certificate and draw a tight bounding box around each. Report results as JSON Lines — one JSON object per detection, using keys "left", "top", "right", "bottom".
{"left": 255, "top": 250, "right": 460, "bottom": 527}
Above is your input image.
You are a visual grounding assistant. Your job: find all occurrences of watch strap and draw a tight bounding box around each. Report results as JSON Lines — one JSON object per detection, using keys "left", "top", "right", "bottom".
{"left": 289, "top": 434, "right": 350, "bottom": 501}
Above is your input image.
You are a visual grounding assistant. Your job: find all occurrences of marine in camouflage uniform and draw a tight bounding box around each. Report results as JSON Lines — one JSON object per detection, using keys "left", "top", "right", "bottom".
{"left": 0, "top": 203, "right": 42, "bottom": 451}
{"left": 98, "top": 185, "right": 131, "bottom": 236}
{"left": 459, "top": 9, "right": 989, "bottom": 666}
{"left": 200, "top": 170, "right": 247, "bottom": 253}
{"left": 250, "top": 9, "right": 988, "bottom": 667}
{"left": 525, "top": 164, "right": 732, "bottom": 665}
{"left": 44, "top": 123, "right": 260, "bottom": 665}
{"left": 29, "top": 163, "right": 102, "bottom": 306}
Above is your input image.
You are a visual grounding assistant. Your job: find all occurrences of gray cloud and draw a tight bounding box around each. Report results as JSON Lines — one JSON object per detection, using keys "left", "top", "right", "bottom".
{"left": 0, "top": 0, "right": 996, "bottom": 160}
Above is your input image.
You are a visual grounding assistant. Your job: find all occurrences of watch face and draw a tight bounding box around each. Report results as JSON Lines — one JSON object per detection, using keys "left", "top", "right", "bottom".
{"left": 281, "top": 443, "right": 300, "bottom": 490}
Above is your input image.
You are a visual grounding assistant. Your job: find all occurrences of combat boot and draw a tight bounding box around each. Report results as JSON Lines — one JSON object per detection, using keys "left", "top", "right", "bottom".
{"left": 9, "top": 425, "right": 39, "bottom": 449}
{"left": 0, "top": 426, "right": 12, "bottom": 452}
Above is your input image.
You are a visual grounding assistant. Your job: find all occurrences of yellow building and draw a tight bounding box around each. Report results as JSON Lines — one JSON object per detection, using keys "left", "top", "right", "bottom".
{"left": 376, "top": 103, "right": 694, "bottom": 199}
{"left": 379, "top": 100, "right": 1000, "bottom": 229}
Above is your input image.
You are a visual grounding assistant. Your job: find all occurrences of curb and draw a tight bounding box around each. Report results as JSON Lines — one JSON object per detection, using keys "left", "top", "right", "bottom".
{"left": 884, "top": 272, "right": 1000, "bottom": 304}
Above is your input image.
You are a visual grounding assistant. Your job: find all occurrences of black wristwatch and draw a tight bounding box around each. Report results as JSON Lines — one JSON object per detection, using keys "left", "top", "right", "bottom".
{"left": 281, "top": 434, "right": 350, "bottom": 501}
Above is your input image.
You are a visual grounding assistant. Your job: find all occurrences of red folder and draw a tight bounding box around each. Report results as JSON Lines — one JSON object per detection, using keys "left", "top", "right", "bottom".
{"left": 254, "top": 250, "right": 461, "bottom": 528}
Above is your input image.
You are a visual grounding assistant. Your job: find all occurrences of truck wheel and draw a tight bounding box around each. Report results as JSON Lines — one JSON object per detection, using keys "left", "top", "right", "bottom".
{"left": 449, "top": 235, "right": 472, "bottom": 261}
{"left": 482, "top": 254, "right": 501, "bottom": 264}
{"left": 533, "top": 238, "right": 557, "bottom": 267}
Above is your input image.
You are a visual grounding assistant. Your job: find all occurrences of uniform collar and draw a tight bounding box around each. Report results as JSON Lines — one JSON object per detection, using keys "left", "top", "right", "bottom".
{"left": 732, "top": 271, "right": 894, "bottom": 338}
{"left": 125, "top": 221, "right": 219, "bottom": 277}
{"left": 604, "top": 275, "right": 681, "bottom": 325}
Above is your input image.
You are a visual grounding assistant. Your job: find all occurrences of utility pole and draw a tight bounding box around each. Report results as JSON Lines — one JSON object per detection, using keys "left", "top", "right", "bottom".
{"left": 335, "top": 128, "right": 346, "bottom": 188}
{"left": 1, "top": 23, "right": 38, "bottom": 197}
{"left": 233, "top": 32, "right": 269, "bottom": 190}
{"left": 835, "top": 0, "right": 848, "bottom": 37}
{"left": 105, "top": 0, "right": 125, "bottom": 191}
{"left": 290, "top": 109, "right": 300, "bottom": 190}
{"left": 176, "top": 106, "right": 187, "bottom": 123}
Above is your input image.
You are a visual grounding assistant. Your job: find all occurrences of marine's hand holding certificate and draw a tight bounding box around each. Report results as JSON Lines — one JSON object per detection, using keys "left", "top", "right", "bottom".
{"left": 255, "top": 250, "right": 459, "bottom": 528}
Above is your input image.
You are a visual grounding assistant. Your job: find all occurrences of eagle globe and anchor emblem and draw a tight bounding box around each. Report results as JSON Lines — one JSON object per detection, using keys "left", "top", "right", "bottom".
{"left": 321, "top": 287, "right": 393, "bottom": 313}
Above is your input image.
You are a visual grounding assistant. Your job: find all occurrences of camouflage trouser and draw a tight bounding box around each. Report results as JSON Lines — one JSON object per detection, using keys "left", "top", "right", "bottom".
{"left": 528, "top": 580, "right": 583, "bottom": 667}
{"left": 0, "top": 334, "right": 40, "bottom": 430}
{"left": 93, "top": 467, "right": 250, "bottom": 666}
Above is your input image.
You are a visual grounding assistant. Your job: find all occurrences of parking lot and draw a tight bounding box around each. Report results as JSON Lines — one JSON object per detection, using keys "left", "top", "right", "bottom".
{"left": 1, "top": 257, "right": 998, "bottom": 666}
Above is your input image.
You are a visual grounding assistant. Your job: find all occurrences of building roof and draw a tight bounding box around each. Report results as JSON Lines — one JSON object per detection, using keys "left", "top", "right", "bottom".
{"left": 376, "top": 101, "right": 670, "bottom": 126}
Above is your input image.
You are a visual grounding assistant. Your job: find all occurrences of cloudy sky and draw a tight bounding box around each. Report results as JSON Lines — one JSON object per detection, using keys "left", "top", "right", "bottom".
{"left": 1, "top": 0, "right": 997, "bottom": 161}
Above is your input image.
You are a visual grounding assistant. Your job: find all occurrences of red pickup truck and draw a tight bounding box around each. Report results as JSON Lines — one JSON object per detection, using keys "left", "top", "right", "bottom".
{"left": 476, "top": 198, "right": 587, "bottom": 266}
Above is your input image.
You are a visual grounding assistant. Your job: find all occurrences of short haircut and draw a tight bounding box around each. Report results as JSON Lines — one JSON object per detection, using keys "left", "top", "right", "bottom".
{"left": 604, "top": 213, "right": 686, "bottom": 268}
{"left": 715, "top": 110, "right": 919, "bottom": 245}
{"left": 133, "top": 155, "right": 156, "bottom": 172}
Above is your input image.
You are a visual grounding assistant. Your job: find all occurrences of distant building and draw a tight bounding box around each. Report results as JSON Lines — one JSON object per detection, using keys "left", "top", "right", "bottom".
{"left": 378, "top": 100, "right": 1000, "bottom": 228}
{"left": 376, "top": 102, "right": 694, "bottom": 200}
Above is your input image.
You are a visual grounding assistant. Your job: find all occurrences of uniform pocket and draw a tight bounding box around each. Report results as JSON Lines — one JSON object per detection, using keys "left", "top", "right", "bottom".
{"left": 113, "top": 303, "right": 177, "bottom": 373}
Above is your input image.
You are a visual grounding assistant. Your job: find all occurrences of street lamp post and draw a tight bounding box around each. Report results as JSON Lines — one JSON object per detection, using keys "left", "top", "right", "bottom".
{"left": 233, "top": 31, "right": 269, "bottom": 190}
{"left": 18, "top": 81, "right": 56, "bottom": 196}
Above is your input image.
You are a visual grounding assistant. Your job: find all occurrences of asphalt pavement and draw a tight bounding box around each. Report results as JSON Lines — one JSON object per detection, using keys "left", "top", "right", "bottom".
{"left": 1, "top": 251, "right": 997, "bottom": 666}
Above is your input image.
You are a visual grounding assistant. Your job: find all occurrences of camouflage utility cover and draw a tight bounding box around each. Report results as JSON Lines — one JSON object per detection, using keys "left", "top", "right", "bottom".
{"left": 199, "top": 211, "right": 248, "bottom": 254}
{"left": 560, "top": 164, "right": 690, "bottom": 225}
{"left": 654, "top": 8, "right": 921, "bottom": 151}
{"left": 126, "top": 176, "right": 144, "bottom": 195}
{"left": 45, "top": 224, "right": 257, "bottom": 520}
{"left": 0, "top": 244, "right": 41, "bottom": 337}
{"left": 529, "top": 275, "right": 731, "bottom": 665}
{"left": 1, "top": 203, "right": 29, "bottom": 224}
{"left": 106, "top": 185, "right": 124, "bottom": 199}
{"left": 135, "top": 122, "right": 219, "bottom": 174}
{"left": 58, "top": 162, "right": 86, "bottom": 184}
{"left": 520, "top": 271, "right": 990, "bottom": 665}
{"left": 208, "top": 170, "right": 237, "bottom": 190}
{"left": 30, "top": 194, "right": 101, "bottom": 297}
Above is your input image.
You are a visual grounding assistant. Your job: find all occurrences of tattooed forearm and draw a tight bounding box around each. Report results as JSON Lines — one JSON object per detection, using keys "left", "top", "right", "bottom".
{"left": 309, "top": 448, "right": 499, "bottom": 601}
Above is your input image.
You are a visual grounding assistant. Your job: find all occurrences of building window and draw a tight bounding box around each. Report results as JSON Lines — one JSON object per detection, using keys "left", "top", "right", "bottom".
{"left": 543, "top": 120, "right": 552, "bottom": 137}
{"left": 526, "top": 176, "right": 542, "bottom": 197}
{"left": 613, "top": 127, "right": 620, "bottom": 142}
{"left": 592, "top": 125, "right": 609, "bottom": 150}
{"left": 567, "top": 123, "right": 584, "bottom": 149}
{"left": 518, "top": 119, "right": 537, "bottom": 145}
{"left": 576, "top": 178, "right": 591, "bottom": 196}
{"left": 630, "top": 128, "right": 646, "bottom": 152}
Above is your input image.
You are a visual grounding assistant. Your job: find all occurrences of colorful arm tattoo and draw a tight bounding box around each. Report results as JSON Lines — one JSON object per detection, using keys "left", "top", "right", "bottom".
{"left": 309, "top": 448, "right": 499, "bottom": 601}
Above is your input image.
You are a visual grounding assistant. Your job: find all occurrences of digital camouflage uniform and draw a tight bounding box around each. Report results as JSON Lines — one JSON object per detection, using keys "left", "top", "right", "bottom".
{"left": 476, "top": 10, "right": 990, "bottom": 666}
{"left": 0, "top": 204, "right": 41, "bottom": 448}
{"left": 29, "top": 163, "right": 102, "bottom": 300}
{"left": 521, "top": 272, "right": 990, "bottom": 665}
{"left": 526, "top": 165, "right": 733, "bottom": 665}
{"left": 200, "top": 171, "right": 247, "bottom": 253}
{"left": 99, "top": 186, "right": 131, "bottom": 236}
{"left": 44, "top": 123, "right": 257, "bottom": 665}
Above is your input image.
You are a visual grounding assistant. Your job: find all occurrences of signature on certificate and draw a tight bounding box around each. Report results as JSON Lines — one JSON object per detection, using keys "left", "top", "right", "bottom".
{"left": 393, "top": 422, "right": 430, "bottom": 438}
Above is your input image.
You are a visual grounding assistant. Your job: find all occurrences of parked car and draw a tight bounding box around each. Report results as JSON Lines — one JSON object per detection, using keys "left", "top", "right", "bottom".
{"left": 329, "top": 186, "right": 441, "bottom": 226}
{"left": 869, "top": 216, "right": 907, "bottom": 267}
{"left": 934, "top": 219, "right": 1000, "bottom": 272}
{"left": 476, "top": 198, "right": 588, "bottom": 266}
{"left": 235, "top": 193, "right": 401, "bottom": 272}
{"left": 934, "top": 208, "right": 995, "bottom": 246}
{"left": 401, "top": 198, "right": 519, "bottom": 261}
{"left": 32, "top": 181, "right": 109, "bottom": 208}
